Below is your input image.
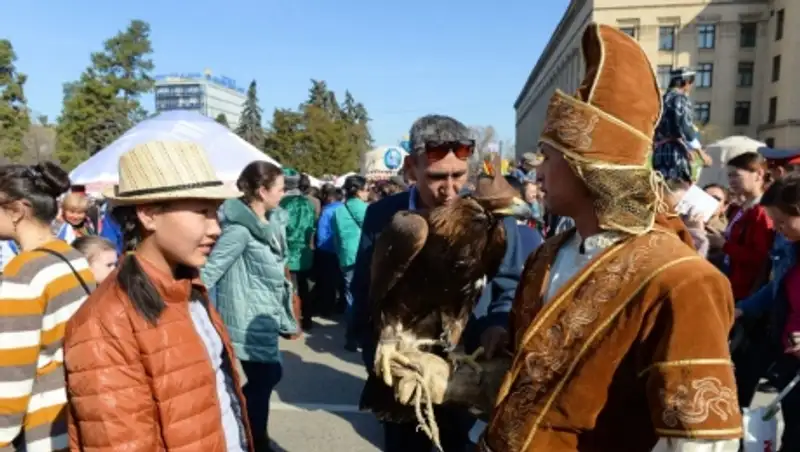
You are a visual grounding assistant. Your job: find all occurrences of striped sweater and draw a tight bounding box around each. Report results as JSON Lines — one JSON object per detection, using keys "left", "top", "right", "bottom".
{"left": 0, "top": 240, "right": 94, "bottom": 451}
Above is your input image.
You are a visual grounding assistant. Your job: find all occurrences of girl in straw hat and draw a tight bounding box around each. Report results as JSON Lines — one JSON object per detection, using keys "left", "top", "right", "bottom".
{"left": 64, "top": 141, "right": 254, "bottom": 452}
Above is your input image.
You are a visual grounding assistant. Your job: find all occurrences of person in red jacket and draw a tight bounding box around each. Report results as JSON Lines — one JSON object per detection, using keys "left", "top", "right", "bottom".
{"left": 710, "top": 151, "right": 774, "bottom": 300}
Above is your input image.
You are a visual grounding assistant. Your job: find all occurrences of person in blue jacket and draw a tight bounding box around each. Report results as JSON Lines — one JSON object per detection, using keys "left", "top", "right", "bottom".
{"left": 350, "top": 114, "right": 540, "bottom": 452}
{"left": 98, "top": 205, "right": 123, "bottom": 254}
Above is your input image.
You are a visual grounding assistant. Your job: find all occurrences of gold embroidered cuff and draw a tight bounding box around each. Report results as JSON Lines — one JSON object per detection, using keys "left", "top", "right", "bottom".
{"left": 647, "top": 364, "right": 743, "bottom": 440}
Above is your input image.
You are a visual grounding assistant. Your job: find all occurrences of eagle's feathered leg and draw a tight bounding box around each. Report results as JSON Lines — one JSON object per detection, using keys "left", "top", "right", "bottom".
{"left": 376, "top": 324, "right": 444, "bottom": 387}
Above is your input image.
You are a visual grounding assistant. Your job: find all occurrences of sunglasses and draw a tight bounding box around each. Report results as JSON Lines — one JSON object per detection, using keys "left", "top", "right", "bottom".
{"left": 423, "top": 140, "right": 475, "bottom": 163}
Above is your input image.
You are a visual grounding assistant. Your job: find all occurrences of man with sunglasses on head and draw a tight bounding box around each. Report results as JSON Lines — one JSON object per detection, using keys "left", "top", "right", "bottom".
{"left": 350, "top": 114, "right": 536, "bottom": 451}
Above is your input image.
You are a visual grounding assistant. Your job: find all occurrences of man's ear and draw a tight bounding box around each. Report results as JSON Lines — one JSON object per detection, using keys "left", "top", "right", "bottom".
{"left": 403, "top": 155, "right": 418, "bottom": 182}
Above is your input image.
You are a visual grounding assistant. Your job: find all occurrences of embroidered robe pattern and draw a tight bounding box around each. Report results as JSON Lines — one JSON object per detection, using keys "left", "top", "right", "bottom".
{"left": 481, "top": 229, "right": 742, "bottom": 452}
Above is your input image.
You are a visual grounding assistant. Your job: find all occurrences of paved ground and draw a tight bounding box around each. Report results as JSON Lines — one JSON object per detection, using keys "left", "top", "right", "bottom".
{"left": 269, "top": 317, "right": 382, "bottom": 451}
{"left": 267, "top": 316, "right": 784, "bottom": 451}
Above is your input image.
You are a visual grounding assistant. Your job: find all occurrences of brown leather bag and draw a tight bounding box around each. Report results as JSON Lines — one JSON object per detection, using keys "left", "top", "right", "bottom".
{"left": 283, "top": 266, "right": 304, "bottom": 340}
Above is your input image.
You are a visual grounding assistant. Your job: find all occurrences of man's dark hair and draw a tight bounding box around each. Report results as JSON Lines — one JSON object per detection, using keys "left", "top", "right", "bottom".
{"left": 298, "top": 174, "right": 312, "bottom": 193}
{"left": 321, "top": 183, "right": 338, "bottom": 202}
{"left": 762, "top": 172, "right": 800, "bottom": 216}
{"left": 408, "top": 115, "right": 470, "bottom": 157}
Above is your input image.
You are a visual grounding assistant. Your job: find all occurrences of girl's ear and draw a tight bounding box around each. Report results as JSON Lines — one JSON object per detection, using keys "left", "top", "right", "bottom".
{"left": 135, "top": 205, "right": 160, "bottom": 232}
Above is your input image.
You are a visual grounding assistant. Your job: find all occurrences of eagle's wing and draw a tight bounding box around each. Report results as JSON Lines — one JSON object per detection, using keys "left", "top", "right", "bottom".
{"left": 369, "top": 211, "right": 429, "bottom": 302}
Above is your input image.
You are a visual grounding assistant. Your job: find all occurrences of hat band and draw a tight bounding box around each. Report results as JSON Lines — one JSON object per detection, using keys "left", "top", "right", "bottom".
{"left": 115, "top": 180, "right": 224, "bottom": 198}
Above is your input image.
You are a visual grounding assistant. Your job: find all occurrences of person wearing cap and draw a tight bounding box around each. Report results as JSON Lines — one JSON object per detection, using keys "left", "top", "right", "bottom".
{"left": 350, "top": 114, "right": 532, "bottom": 451}
{"left": 511, "top": 152, "right": 540, "bottom": 182}
{"left": 382, "top": 24, "right": 741, "bottom": 452}
{"left": 652, "top": 67, "right": 712, "bottom": 184}
{"left": 760, "top": 146, "right": 800, "bottom": 182}
{"left": 64, "top": 141, "right": 254, "bottom": 452}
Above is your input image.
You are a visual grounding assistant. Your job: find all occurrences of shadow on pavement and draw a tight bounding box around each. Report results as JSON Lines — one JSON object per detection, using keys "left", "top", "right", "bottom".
{"left": 302, "top": 314, "right": 364, "bottom": 366}
{"left": 275, "top": 349, "right": 383, "bottom": 449}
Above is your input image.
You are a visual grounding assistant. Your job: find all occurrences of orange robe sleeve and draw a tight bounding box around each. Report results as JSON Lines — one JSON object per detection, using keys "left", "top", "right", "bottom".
{"left": 638, "top": 262, "right": 743, "bottom": 440}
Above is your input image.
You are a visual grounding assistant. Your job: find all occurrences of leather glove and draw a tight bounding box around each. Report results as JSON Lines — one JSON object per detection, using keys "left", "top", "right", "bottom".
{"left": 388, "top": 349, "right": 512, "bottom": 415}
{"left": 390, "top": 350, "right": 452, "bottom": 405}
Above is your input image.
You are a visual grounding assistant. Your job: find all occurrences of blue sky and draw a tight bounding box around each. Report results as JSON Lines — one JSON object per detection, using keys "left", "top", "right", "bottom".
{"left": 1, "top": 0, "right": 569, "bottom": 148}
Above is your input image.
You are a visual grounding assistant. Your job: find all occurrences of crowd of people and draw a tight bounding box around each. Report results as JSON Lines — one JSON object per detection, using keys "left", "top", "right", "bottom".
{"left": 0, "top": 22, "right": 797, "bottom": 452}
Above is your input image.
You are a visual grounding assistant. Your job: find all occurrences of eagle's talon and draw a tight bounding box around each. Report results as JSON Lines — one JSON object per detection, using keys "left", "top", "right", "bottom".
{"left": 449, "top": 347, "right": 485, "bottom": 374}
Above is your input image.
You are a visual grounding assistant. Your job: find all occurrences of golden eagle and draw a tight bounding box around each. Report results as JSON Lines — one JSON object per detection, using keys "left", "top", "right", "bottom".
{"left": 359, "top": 156, "right": 529, "bottom": 422}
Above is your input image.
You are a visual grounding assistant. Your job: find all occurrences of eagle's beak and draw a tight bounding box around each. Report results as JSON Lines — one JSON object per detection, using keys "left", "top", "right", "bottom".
{"left": 492, "top": 197, "right": 532, "bottom": 218}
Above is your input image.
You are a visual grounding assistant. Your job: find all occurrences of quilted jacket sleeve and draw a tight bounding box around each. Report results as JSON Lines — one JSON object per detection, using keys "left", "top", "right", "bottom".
{"left": 65, "top": 296, "right": 160, "bottom": 452}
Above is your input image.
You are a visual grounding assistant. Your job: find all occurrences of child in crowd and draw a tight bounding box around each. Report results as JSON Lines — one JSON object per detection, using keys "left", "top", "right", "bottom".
{"left": 72, "top": 235, "right": 118, "bottom": 283}
{"left": 56, "top": 192, "right": 96, "bottom": 243}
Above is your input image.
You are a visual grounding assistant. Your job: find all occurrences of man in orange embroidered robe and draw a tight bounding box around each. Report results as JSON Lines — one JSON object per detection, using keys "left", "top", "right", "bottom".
{"left": 385, "top": 23, "right": 742, "bottom": 452}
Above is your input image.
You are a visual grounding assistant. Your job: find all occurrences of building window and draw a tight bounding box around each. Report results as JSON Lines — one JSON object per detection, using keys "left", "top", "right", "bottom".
{"left": 619, "top": 26, "right": 637, "bottom": 39}
{"left": 696, "top": 63, "right": 713, "bottom": 88}
{"left": 765, "top": 137, "right": 775, "bottom": 148}
{"left": 734, "top": 101, "right": 751, "bottom": 126}
{"left": 776, "top": 9, "right": 785, "bottom": 41}
{"left": 740, "top": 22, "right": 757, "bottom": 48}
{"left": 772, "top": 55, "right": 781, "bottom": 82}
{"left": 657, "top": 65, "right": 673, "bottom": 88}
{"left": 768, "top": 97, "right": 777, "bottom": 124}
{"left": 697, "top": 24, "right": 716, "bottom": 49}
{"left": 659, "top": 26, "right": 676, "bottom": 50}
{"left": 737, "top": 62, "right": 754, "bottom": 87}
{"left": 694, "top": 102, "right": 711, "bottom": 125}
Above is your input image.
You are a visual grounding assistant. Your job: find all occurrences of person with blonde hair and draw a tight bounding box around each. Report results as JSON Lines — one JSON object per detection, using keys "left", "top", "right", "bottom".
{"left": 72, "top": 235, "right": 118, "bottom": 283}
{"left": 56, "top": 192, "right": 96, "bottom": 243}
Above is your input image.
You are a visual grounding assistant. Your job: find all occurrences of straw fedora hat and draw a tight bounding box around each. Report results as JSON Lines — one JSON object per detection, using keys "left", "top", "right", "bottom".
{"left": 103, "top": 141, "right": 242, "bottom": 205}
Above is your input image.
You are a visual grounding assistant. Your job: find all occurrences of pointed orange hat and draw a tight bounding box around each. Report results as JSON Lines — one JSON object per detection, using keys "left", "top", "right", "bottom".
{"left": 539, "top": 23, "right": 662, "bottom": 167}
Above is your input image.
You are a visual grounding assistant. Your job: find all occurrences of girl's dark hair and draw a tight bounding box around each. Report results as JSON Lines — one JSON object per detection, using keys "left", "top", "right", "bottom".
{"left": 236, "top": 161, "right": 283, "bottom": 203}
{"left": 110, "top": 205, "right": 164, "bottom": 325}
{"left": 762, "top": 173, "right": 800, "bottom": 216}
{"left": 0, "top": 161, "right": 71, "bottom": 224}
{"left": 343, "top": 175, "right": 367, "bottom": 199}
{"left": 727, "top": 152, "right": 766, "bottom": 172}
{"left": 728, "top": 152, "right": 769, "bottom": 186}
{"left": 668, "top": 75, "right": 694, "bottom": 89}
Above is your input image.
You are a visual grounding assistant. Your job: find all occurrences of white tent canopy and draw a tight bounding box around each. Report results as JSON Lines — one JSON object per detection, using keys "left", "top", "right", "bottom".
{"left": 697, "top": 135, "right": 766, "bottom": 187}
{"left": 335, "top": 172, "right": 357, "bottom": 187}
{"left": 69, "top": 111, "right": 280, "bottom": 193}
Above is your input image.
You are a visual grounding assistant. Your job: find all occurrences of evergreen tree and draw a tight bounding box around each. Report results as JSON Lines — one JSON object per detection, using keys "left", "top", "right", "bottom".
{"left": 215, "top": 113, "right": 229, "bottom": 128}
{"left": 236, "top": 80, "right": 264, "bottom": 148}
{"left": 0, "top": 39, "right": 30, "bottom": 162}
{"left": 56, "top": 20, "right": 155, "bottom": 169}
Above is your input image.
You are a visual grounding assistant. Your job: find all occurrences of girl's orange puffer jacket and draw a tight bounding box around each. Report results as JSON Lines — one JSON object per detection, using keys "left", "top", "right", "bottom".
{"left": 64, "top": 256, "right": 254, "bottom": 451}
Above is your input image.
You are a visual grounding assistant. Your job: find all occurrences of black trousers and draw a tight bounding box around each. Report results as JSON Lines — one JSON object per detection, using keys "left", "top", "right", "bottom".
{"left": 240, "top": 360, "right": 283, "bottom": 451}
{"left": 313, "top": 250, "right": 340, "bottom": 316}
{"left": 382, "top": 407, "right": 471, "bottom": 452}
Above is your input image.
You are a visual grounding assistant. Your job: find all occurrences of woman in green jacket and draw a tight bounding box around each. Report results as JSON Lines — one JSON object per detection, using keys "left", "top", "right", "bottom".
{"left": 201, "top": 161, "right": 298, "bottom": 452}
{"left": 332, "top": 175, "right": 369, "bottom": 351}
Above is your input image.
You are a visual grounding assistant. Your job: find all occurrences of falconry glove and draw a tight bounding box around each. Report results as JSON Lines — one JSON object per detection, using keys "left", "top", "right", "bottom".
{"left": 388, "top": 349, "right": 511, "bottom": 416}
